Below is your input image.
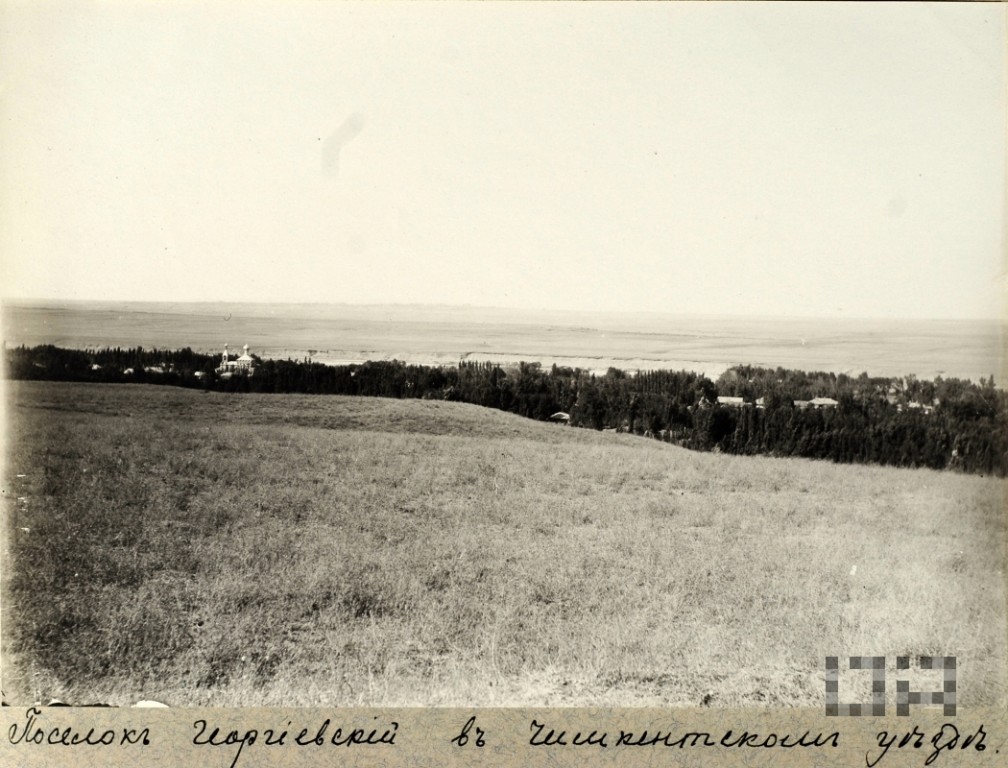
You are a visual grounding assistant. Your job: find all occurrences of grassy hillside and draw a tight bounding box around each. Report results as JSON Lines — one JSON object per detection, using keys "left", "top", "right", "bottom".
{"left": 3, "top": 381, "right": 1005, "bottom": 707}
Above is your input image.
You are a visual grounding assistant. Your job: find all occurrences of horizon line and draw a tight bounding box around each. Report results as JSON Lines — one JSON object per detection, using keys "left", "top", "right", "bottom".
{"left": 1, "top": 296, "right": 1003, "bottom": 326}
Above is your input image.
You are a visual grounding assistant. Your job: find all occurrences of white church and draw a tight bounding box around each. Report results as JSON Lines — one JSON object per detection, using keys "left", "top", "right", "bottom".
{"left": 216, "top": 344, "right": 257, "bottom": 377}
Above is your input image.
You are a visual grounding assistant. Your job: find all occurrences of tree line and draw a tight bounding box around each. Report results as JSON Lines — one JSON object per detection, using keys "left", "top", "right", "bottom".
{"left": 6, "top": 344, "right": 1006, "bottom": 476}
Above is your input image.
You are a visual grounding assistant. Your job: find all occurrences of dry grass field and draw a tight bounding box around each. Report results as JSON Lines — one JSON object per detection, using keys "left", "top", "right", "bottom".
{"left": 2, "top": 381, "right": 1005, "bottom": 707}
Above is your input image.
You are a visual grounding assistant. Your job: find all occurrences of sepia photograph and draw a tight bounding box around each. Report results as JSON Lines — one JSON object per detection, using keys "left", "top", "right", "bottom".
{"left": 1, "top": 0, "right": 1005, "bottom": 724}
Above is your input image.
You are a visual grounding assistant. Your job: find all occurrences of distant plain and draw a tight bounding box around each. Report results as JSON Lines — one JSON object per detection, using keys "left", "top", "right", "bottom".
{"left": 3, "top": 300, "right": 1003, "bottom": 384}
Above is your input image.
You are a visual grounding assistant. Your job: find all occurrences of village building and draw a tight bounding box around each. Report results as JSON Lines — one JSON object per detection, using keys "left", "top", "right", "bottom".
{"left": 809, "top": 397, "right": 838, "bottom": 409}
{"left": 216, "top": 344, "right": 257, "bottom": 377}
{"left": 717, "top": 396, "right": 745, "bottom": 407}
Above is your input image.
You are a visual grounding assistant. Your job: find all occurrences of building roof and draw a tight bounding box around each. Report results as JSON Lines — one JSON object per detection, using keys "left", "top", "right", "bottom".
{"left": 810, "top": 397, "right": 838, "bottom": 406}
{"left": 717, "top": 396, "right": 745, "bottom": 405}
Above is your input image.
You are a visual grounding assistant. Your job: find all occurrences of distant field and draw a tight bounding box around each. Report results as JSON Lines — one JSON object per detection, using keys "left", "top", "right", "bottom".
{"left": 3, "top": 381, "right": 1005, "bottom": 707}
{"left": 3, "top": 300, "right": 1003, "bottom": 384}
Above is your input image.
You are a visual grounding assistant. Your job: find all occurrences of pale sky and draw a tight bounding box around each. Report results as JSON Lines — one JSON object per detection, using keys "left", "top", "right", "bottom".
{"left": 1, "top": 1, "right": 1004, "bottom": 320}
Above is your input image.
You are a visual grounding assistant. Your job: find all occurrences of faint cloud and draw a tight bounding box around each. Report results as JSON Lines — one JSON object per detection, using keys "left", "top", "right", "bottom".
{"left": 321, "top": 113, "right": 366, "bottom": 176}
